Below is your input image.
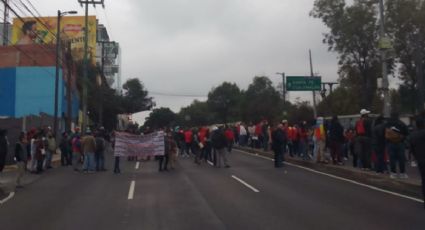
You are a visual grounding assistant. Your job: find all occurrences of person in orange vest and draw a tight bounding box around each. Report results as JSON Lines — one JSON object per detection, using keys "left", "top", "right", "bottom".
{"left": 314, "top": 117, "right": 327, "bottom": 163}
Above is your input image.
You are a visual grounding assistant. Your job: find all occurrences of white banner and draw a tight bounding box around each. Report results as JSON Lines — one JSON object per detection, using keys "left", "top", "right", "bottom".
{"left": 114, "top": 131, "right": 164, "bottom": 157}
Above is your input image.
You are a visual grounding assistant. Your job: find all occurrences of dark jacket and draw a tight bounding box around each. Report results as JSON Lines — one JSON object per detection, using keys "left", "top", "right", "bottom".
{"left": 409, "top": 129, "right": 425, "bottom": 164}
{"left": 329, "top": 121, "right": 344, "bottom": 143}
{"left": 211, "top": 130, "right": 227, "bottom": 149}
{"left": 372, "top": 123, "right": 387, "bottom": 151}
{"left": 271, "top": 128, "right": 286, "bottom": 151}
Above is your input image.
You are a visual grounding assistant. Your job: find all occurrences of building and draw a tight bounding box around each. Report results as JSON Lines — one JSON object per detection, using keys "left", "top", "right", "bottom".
{"left": 0, "top": 22, "right": 12, "bottom": 45}
{"left": 96, "top": 23, "right": 121, "bottom": 92}
{"left": 0, "top": 45, "right": 80, "bottom": 130}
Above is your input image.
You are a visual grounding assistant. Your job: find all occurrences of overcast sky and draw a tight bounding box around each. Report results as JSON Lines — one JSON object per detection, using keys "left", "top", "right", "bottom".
{"left": 19, "top": 0, "right": 342, "bottom": 123}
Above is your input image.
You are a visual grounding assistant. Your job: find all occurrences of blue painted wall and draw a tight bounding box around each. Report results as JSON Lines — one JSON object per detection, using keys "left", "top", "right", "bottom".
{"left": 0, "top": 68, "right": 16, "bottom": 117}
{"left": 15, "top": 67, "right": 63, "bottom": 117}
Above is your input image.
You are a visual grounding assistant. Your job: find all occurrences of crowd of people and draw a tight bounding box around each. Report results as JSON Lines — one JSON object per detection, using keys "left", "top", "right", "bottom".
{"left": 0, "top": 126, "right": 112, "bottom": 189}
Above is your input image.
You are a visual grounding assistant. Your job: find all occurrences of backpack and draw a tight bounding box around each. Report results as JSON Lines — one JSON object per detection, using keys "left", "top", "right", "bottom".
{"left": 385, "top": 127, "right": 404, "bottom": 143}
{"left": 356, "top": 120, "right": 366, "bottom": 135}
{"left": 96, "top": 138, "right": 105, "bottom": 152}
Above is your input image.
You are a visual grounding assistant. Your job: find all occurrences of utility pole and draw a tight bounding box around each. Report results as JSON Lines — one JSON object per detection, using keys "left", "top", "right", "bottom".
{"left": 276, "top": 72, "right": 286, "bottom": 102}
{"left": 309, "top": 49, "right": 318, "bottom": 118}
{"left": 416, "top": 32, "right": 424, "bottom": 112}
{"left": 2, "top": 0, "right": 9, "bottom": 46}
{"left": 379, "top": 0, "right": 391, "bottom": 117}
{"left": 78, "top": 0, "right": 104, "bottom": 134}
{"left": 54, "top": 10, "right": 77, "bottom": 138}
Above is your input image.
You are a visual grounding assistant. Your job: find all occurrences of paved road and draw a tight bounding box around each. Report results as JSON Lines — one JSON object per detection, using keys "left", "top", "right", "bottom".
{"left": 0, "top": 149, "right": 424, "bottom": 230}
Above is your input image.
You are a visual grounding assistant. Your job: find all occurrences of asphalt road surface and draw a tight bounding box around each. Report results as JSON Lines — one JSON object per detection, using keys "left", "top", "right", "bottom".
{"left": 0, "top": 149, "right": 424, "bottom": 230}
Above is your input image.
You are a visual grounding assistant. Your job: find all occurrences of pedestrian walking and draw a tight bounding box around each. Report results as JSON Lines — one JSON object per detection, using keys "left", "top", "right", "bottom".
{"left": 212, "top": 126, "right": 230, "bottom": 168}
{"left": 239, "top": 123, "right": 247, "bottom": 147}
{"left": 272, "top": 123, "right": 286, "bottom": 168}
{"left": 409, "top": 116, "right": 425, "bottom": 209}
{"left": 81, "top": 129, "right": 96, "bottom": 173}
{"left": 385, "top": 112, "right": 409, "bottom": 178}
{"left": 111, "top": 132, "right": 120, "bottom": 174}
{"left": 184, "top": 128, "right": 193, "bottom": 157}
{"left": 168, "top": 134, "right": 178, "bottom": 170}
{"left": 14, "top": 132, "right": 28, "bottom": 188}
{"left": 34, "top": 132, "right": 46, "bottom": 174}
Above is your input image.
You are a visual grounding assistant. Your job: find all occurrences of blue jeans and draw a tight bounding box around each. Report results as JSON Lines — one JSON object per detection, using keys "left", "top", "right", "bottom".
{"left": 45, "top": 149, "right": 53, "bottom": 168}
{"left": 95, "top": 151, "right": 105, "bottom": 171}
{"left": 387, "top": 142, "right": 406, "bottom": 174}
{"left": 83, "top": 152, "right": 95, "bottom": 172}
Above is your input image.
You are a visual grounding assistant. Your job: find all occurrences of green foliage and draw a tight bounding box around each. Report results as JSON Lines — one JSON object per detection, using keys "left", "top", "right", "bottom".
{"left": 240, "top": 76, "right": 283, "bottom": 123}
{"left": 122, "top": 78, "right": 154, "bottom": 114}
{"left": 207, "top": 82, "right": 241, "bottom": 123}
{"left": 178, "top": 100, "right": 213, "bottom": 127}
{"left": 311, "top": 0, "right": 381, "bottom": 109}
{"left": 144, "top": 107, "right": 177, "bottom": 130}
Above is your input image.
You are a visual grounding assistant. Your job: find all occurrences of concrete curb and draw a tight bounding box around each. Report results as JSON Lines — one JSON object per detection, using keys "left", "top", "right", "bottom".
{"left": 236, "top": 146, "right": 423, "bottom": 199}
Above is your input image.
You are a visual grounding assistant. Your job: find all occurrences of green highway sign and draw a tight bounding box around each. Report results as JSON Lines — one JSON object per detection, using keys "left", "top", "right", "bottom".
{"left": 286, "top": 76, "right": 322, "bottom": 91}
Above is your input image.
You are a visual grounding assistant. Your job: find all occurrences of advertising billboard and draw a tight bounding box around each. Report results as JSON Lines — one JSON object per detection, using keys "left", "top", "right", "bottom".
{"left": 11, "top": 16, "right": 97, "bottom": 64}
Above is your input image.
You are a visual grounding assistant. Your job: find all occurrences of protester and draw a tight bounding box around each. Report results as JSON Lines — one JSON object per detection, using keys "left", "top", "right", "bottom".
{"left": 272, "top": 123, "right": 286, "bottom": 168}
{"left": 314, "top": 117, "right": 327, "bottom": 163}
{"left": 239, "top": 123, "right": 248, "bottom": 147}
{"left": 112, "top": 132, "right": 120, "bottom": 174}
{"left": 81, "top": 129, "right": 96, "bottom": 173}
{"left": 14, "top": 132, "right": 28, "bottom": 188}
{"left": 95, "top": 130, "right": 107, "bottom": 171}
{"left": 0, "top": 129, "right": 8, "bottom": 173}
{"left": 344, "top": 128, "right": 355, "bottom": 164}
{"left": 35, "top": 132, "right": 46, "bottom": 174}
{"left": 168, "top": 133, "right": 178, "bottom": 170}
{"left": 160, "top": 130, "right": 172, "bottom": 171}
{"left": 355, "top": 109, "right": 373, "bottom": 170}
{"left": 329, "top": 116, "right": 344, "bottom": 165}
{"left": 409, "top": 116, "right": 425, "bottom": 209}
{"left": 184, "top": 128, "right": 193, "bottom": 157}
{"left": 176, "top": 128, "right": 185, "bottom": 157}
{"left": 59, "top": 132, "right": 71, "bottom": 166}
{"left": 262, "top": 120, "right": 270, "bottom": 151}
{"left": 299, "top": 121, "right": 309, "bottom": 160}
{"left": 224, "top": 125, "right": 235, "bottom": 153}
{"left": 46, "top": 131, "right": 56, "bottom": 169}
{"left": 211, "top": 126, "right": 230, "bottom": 168}
{"left": 372, "top": 116, "right": 387, "bottom": 173}
{"left": 248, "top": 123, "right": 256, "bottom": 148}
{"left": 191, "top": 128, "right": 201, "bottom": 164}
{"left": 385, "top": 112, "right": 409, "bottom": 178}
{"left": 71, "top": 131, "right": 82, "bottom": 172}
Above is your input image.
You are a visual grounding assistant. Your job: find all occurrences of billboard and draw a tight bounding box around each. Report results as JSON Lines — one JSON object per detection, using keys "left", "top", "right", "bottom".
{"left": 11, "top": 16, "right": 97, "bottom": 64}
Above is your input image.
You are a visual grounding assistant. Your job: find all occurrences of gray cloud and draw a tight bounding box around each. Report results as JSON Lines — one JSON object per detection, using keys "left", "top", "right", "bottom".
{"left": 33, "top": 0, "right": 341, "bottom": 123}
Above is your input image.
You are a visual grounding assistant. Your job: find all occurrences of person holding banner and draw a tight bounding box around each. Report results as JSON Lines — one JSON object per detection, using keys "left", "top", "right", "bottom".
{"left": 159, "top": 130, "right": 171, "bottom": 172}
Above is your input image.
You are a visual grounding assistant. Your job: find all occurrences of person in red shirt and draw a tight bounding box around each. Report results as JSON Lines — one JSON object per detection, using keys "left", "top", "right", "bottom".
{"left": 184, "top": 129, "right": 193, "bottom": 157}
{"left": 224, "top": 125, "right": 235, "bottom": 153}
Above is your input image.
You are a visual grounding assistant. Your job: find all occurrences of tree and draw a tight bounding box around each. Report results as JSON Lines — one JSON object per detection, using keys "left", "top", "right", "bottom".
{"left": 178, "top": 100, "right": 213, "bottom": 127}
{"left": 311, "top": 0, "right": 382, "bottom": 109}
{"left": 144, "top": 107, "right": 177, "bottom": 130}
{"left": 207, "top": 82, "right": 241, "bottom": 123}
{"left": 122, "top": 78, "right": 154, "bottom": 114}
{"left": 286, "top": 100, "right": 315, "bottom": 124}
{"left": 240, "top": 76, "right": 283, "bottom": 123}
{"left": 386, "top": 0, "right": 425, "bottom": 113}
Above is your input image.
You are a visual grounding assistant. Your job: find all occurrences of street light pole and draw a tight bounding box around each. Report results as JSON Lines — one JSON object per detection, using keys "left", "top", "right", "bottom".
{"left": 379, "top": 0, "right": 391, "bottom": 117}
{"left": 54, "top": 10, "right": 77, "bottom": 138}
{"left": 276, "top": 72, "right": 286, "bottom": 102}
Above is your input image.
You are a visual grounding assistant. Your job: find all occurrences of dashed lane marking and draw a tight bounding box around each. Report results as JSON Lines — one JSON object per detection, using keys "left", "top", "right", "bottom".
{"left": 231, "top": 175, "right": 260, "bottom": 193}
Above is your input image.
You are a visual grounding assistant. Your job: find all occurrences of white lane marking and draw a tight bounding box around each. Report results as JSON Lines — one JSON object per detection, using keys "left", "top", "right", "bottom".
{"left": 0, "top": 192, "right": 15, "bottom": 204}
{"left": 135, "top": 162, "right": 140, "bottom": 170}
{"left": 207, "top": 160, "right": 214, "bottom": 166}
{"left": 231, "top": 175, "right": 260, "bottom": 193}
{"left": 236, "top": 149, "right": 424, "bottom": 203}
{"left": 128, "top": 180, "right": 135, "bottom": 200}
